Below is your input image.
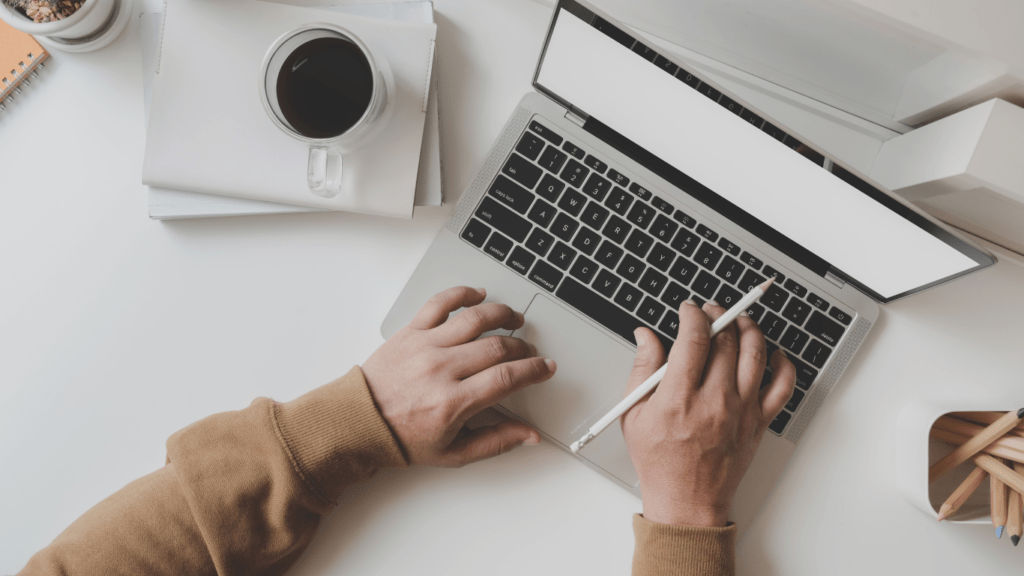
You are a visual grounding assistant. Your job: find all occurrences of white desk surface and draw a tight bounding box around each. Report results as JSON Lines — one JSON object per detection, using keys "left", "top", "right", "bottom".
{"left": 2, "top": 1, "right": 1024, "bottom": 574}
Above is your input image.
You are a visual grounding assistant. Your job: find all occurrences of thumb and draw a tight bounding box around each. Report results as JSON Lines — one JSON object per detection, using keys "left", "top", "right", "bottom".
{"left": 446, "top": 420, "right": 540, "bottom": 467}
{"left": 626, "top": 328, "right": 666, "bottom": 396}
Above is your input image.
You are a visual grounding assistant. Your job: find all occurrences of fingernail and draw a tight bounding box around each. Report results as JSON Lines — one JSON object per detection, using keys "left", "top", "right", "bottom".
{"left": 524, "top": 435, "right": 541, "bottom": 446}
{"left": 544, "top": 358, "right": 556, "bottom": 372}
{"left": 683, "top": 299, "right": 697, "bottom": 307}
{"left": 739, "top": 310, "right": 749, "bottom": 318}
{"left": 776, "top": 348, "right": 788, "bottom": 358}
{"left": 476, "top": 287, "right": 487, "bottom": 298}
{"left": 707, "top": 300, "right": 719, "bottom": 307}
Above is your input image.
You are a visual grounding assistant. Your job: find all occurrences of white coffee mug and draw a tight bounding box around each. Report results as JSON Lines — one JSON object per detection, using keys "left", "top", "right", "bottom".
{"left": 259, "top": 24, "right": 394, "bottom": 198}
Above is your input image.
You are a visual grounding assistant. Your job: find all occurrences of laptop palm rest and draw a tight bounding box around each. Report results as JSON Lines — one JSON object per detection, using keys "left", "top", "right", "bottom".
{"left": 506, "top": 294, "right": 640, "bottom": 487}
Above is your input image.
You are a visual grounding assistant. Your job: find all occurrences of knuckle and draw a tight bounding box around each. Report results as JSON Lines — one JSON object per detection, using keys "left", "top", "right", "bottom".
{"left": 488, "top": 336, "right": 513, "bottom": 360}
{"left": 494, "top": 363, "right": 518, "bottom": 392}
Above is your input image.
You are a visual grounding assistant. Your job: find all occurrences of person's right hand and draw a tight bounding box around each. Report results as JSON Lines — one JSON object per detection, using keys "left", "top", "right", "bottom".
{"left": 361, "top": 286, "right": 556, "bottom": 468}
{"left": 621, "top": 300, "right": 795, "bottom": 527}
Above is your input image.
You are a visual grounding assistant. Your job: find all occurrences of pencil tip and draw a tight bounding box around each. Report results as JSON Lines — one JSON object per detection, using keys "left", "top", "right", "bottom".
{"left": 996, "top": 526, "right": 1004, "bottom": 538}
{"left": 758, "top": 277, "right": 776, "bottom": 291}
{"left": 936, "top": 513, "right": 946, "bottom": 522}
{"left": 1012, "top": 535, "right": 1020, "bottom": 546}
{"left": 1017, "top": 407, "right": 1024, "bottom": 419}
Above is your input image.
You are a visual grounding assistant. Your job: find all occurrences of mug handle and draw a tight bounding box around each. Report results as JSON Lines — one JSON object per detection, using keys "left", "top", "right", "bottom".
{"left": 307, "top": 146, "right": 343, "bottom": 198}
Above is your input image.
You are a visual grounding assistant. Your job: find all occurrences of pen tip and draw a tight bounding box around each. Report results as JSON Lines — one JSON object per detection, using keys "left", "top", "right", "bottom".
{"left": 757, "top": 277, "right": 776, "bottom": 291}
{"left": 936, "top": 513, "right": 946, "bottom": 522}
{"left": 997, "top": 526, "right": 1004, "bottom": 538}
{"left": 1013, "top": 535, "right": 1021, "bottom": 546}
{"left": 1017, "top": 407, "right": 1024, "bottom": 419}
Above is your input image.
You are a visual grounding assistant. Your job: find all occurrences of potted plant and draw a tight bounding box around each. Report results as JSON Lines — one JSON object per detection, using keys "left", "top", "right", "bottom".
{"left": 0, "top": 0, "right": 133, "bottom": 52}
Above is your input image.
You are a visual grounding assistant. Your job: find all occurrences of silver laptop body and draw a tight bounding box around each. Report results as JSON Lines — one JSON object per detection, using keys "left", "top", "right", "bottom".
{"left": 382, "top": 0, "right": 993, "bottom": 532}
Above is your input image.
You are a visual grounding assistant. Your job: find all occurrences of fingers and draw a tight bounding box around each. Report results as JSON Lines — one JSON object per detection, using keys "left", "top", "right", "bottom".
{"left": 431, "top": 302, "right": 525, "bottom": 346}
{"left": 734, "top": 312, "right": 768, "bottom": 401}
{"left": 410, "top": 287, "right": 487, "bottom": 330}
{"left": 760, "top": 349, "right": 796, "bottom": 422}
{"left": 458, "top": 357, "right": 556, "bottom": 417}
{"left": 698, "top": 301, "right": 740, "bottom": 394}
{"left": 621, "top": 328, "right": 665, "bottom": 429}
{"left": 449, "top": 336, "right": 537, "bottom": 379}
{"left": 657, "top": 300, "right": 711, "bottom": 398}
{"left": 445, "top": 420, "right": 541, "bottom": 467}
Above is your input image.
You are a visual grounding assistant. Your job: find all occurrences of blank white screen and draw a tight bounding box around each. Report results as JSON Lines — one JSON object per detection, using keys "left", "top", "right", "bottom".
{"left": 537, "top": 10, "right": 976, "bottom": 299}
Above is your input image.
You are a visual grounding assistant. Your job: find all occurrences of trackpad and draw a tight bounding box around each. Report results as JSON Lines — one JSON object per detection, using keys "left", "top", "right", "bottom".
{"left": 503, "top": 294, "right": 640, "bottom": 487}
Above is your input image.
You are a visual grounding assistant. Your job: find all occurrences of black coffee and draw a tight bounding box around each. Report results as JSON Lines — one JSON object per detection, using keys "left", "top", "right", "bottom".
{"left": 277, "top": 37, "right": 374, "bottom": 140}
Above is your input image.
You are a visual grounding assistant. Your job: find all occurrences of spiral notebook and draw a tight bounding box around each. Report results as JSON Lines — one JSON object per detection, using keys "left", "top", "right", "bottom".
{"left": 0, "top": 18, "right": 48, "bottom": 111}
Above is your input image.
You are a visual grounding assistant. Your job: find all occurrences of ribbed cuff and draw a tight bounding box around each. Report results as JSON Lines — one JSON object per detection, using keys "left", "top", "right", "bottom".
{"left": 272, "top": 366, "right": 408, "bottom": 506}
{"left": 632, "top": 514, "right": 736, "bottom": 576}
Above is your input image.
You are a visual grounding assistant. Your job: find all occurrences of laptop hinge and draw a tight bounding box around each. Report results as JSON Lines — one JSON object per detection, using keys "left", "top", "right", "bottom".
{"left": 825, "top": 269, "right": 847, "bottom": 289}
{"left": 565, "top": 107, "right": 588, "bottom": 127}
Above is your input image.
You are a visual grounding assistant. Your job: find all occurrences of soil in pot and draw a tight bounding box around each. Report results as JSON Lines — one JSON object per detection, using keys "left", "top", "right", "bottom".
{"left": 3, "top": 0, "right": 85, "bottom": 23}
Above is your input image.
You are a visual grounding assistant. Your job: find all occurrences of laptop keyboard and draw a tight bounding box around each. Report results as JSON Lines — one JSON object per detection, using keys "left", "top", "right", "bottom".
{"left": 460, "top": 119, "right": 854, "bottom": 435}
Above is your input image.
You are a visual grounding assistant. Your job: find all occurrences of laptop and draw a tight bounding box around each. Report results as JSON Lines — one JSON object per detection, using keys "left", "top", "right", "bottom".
{"left": 382, "top": 0, "right": 995, "bottom": 531}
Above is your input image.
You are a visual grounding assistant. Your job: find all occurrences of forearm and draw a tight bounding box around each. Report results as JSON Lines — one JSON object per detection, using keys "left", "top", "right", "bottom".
{"left": 19, "top": 367, "right": 407, "bottom": 576}
{"left": 631, "top": 514, "right": 736, "bottom": 576}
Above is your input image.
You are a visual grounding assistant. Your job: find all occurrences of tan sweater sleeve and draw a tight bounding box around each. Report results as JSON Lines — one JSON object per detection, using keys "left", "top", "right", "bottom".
{"left": 632, "top": 514, "right": 736, "bottom": 576}
{"left": 19, "top": 366, "right": 407, "bottom": 576}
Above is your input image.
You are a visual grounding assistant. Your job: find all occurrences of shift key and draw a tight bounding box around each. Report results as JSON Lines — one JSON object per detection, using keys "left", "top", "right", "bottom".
{"left": 475, "top": 197, "right": 532, "bottom": 242}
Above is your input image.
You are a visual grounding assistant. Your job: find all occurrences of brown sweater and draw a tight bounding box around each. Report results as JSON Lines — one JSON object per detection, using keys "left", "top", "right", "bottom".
{"left": 19, "top": 367, "right": 735, "bottom": 576}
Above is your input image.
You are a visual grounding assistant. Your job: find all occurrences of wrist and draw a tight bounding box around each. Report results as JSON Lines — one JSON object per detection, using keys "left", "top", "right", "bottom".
{"left": 642, "top": 501, "right": 729, "bottom": 528}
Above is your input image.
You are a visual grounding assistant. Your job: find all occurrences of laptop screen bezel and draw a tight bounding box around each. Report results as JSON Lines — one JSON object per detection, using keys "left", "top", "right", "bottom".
{"left": 529, "top": 0, "right": 995, "bottom": 304}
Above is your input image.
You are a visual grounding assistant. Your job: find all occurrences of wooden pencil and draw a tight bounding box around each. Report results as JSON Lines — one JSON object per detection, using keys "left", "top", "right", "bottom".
{"left": 930, "top": 409, "right": 1024, "bottom": 483}
{"left": 935, "top": 416, "right": 1024, "bottom": 452}
{"left": 1010, "top": 462, "right": 1024, "bottom": 546}
{"left": 973, "top": 454, "right": 1024, "bottom": 497}
{"left": 992, "top": 471, "right": 1009, "bottom": 537}
{"left": 949, "top": 412, "right": 1024, "bottom": 438}
{"left": 937, "top": 466, "right": 988, "bottom": 522}
{"left": 930, "top": 427, "right": 1024, "bottom": 464}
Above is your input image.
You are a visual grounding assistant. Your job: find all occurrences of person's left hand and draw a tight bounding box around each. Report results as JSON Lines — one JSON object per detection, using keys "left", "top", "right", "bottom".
{"left": 361, "top": 286, "right": 556, "bottom": 467}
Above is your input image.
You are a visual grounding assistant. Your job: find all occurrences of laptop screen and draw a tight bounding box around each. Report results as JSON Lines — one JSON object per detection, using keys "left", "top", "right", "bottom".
{"left": 533, "top": 2, "right": 992, "bottom": 302}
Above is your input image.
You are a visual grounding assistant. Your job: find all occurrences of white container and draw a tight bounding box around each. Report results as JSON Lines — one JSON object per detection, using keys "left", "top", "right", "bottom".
{"left": 896, "top": 402, "right": 1006, "bottom": 523}
{"left": 0, "top": 0, "right": 133, "bottom": 52}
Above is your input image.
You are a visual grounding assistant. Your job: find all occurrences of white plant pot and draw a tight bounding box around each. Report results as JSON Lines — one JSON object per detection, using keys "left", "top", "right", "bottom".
{"left": 0, "top": 0, "right": 133, "bottom": 52}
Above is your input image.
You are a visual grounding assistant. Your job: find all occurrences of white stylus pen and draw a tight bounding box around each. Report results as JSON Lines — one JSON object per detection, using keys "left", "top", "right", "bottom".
{"left": 569, "top": 277, "right": 776, "bottom": 454}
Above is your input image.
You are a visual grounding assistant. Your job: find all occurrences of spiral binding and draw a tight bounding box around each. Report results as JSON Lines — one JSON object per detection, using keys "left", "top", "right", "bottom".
{"left": 0, "top": 50, "right": 47, "bottom": 112}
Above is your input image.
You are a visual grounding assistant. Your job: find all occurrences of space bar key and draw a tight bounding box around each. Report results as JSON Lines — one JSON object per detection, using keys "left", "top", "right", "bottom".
{"left": 555, "top": 278, "right": 650, "bottom": 348}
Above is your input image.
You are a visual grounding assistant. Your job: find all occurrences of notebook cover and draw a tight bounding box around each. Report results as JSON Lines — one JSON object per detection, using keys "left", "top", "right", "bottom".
{"left": 0, "top": 18, "right": 47, "bottom": 104}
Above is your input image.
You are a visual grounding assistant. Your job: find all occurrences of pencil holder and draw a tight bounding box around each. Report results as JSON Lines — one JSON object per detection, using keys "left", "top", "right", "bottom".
{"left": 896, "top": 402, "right": 1000, "bottom": 523}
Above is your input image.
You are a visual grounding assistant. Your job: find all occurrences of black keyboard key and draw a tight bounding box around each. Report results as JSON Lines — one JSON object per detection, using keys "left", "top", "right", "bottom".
{"left": 615, "top": 283, "right": 644, "bottom": 312}
{"left": 715, "top": 285, "right": 743, "bottom": 308}
{"left": 805, "top": 311, "right": 844, "bottom": 347}
{"left": 475, "top": 197, "right": 531, "bottom": 242}
{"left": 649, "top": 215, "right": 679, "bottom": 244}
{"left": 760, "top": 312, "right": 787, "bottom": 340}
{"left": 661, "top": 282, "right": 690, "bottom": 310}
{"left": 617, "top": 254, "right": 646, "bottom": 283}
{"left": 502, "top": 154, "right": 542, "bottom": 189}
{"left": 678, "top": 69, "right": 701, "bottom": 89}
{"left": 651, "top": 196, "right": 673, "bottom": 214}
{"left": 488, "top": 175, "right": 535, "bottom": 214}
{"left": 694, "top": 242, "right": 724, "bottom": 271}
{"left": 628, "top": 182, "right": 653, "bottom": 201}
{"left": 596, "top": 240, "right": 623, "bottom": 269}
{"left": 768, "top": 410, "right": 792, "bottom": 435}
{"left": 602, "top": 216, "right": 632, "bottom": 244}
{"left": 461, "top": 218, "right": 490, "bottom": 247}
{"left": 572, "top": 226, "right": 601, "bottom": 256}
{"left": 828, "top": 307, "right": 853, "bottom": 326}
{"left": 557, "top": 278, "right": 656, "bottom": 347}
{"left": 593, "top": 269, "right": 621, "bottom": 298}
{"left": 745, "top": 302, "right": 765, "bottom": 323}
{"left": 484, "top": 232, "right": 513, "bottom": 261}
{"left": 780, "top": 326, "right": 810, "bottom": 354}
{"left": 631, "top": 42, "right": 658, "bottom": 62}
{"left": 673, "top": 210, "right": 697, "bottom": 228}
{"left": 659, "top": 310, "right": 680, "bottom": 338}
{"left": 739, "top": 251, "right": 763, "bottom": 269}
{"left": 529, "top": 260, "right": 563, "bottom": 292}
{"left": 738, "top": 269, "right": 767, "bottom": 293}
{"left": 788, "top": 355, "right": 819, "bottom": 390}
{"left": 802, "top": 338, "right": 832, "bottom": 369}
{"left": 719, "top": 95, "right": 742, "bottom": 115}
{"left": 607, "top": 169, "right": 629, "bottom": 186}
{"left": 529, "top": 121, "right": 562, "bottom": 145}
{"left": 762, "top": 121, "right": 787, "bottom": 143}
{"left": 692, "top": 297, "right": 706, "bottom": 308}
{"left": 653, "top": 54, "right": 678, "bottom": 75}
{"left": 785, "top": 388, "right": 805, "bottom": 413}
{"left": 626, "top": 202, "right": 656, "bottom": 229}
{"left": 715, "top": 256, "right": 745, "bottom": 285}
{"left": 668, "top": 258, "right": 698, "bottom": 286}
{"left": 525, "top": 227, "right": 554, "bottom": 257}
{"left": 506, "top": 246, "right": 535, "bottom": 275}
{"left": 701, "top": 83, "right": 721, "bottom": 102}
{"left": 569, "top": 255, "right": 599, "bottom": 284}
{"left": 557, "top": 187, "right": 587, "bottom": 217}
{"left": 717, "top": 237, "right": 741, "bottom": 256}
{"left": 762, "top": 266, "right": 786, "bottom": 284}
{"left": 624, "top": 229, "right": 655, "bottom": 258}
{"left": 536, "top": 174, "right": 565, "bottom": 203}
{"left": 639, "top": 268, "right": 668, "bottom": 297}
{"left": 582, "top": 173, "right": 612, "bottom": 201}
{"left": 604, "top": 187, "right": 633, "bottom": 216}
{"left": 515, "top": 132, "right": 545, "bottom": 160}
{"left": 547, "top": 241, "right": 577, "bottom": 271}
{"left": 781, "top": 299, "right": 811, "bottom": 326}
{"left": 691, "top": 270, "right": 721, "bottom": 300}
{"left": 739, "top": 108, "right": 763, "bottom": 129}
{"left": 784, "top": 278, "right": 807, "bottom": 298}
{"left": 762, "top": 284, "right": 789, "bottom": 312}
{"left": 527, "top": 199, "right": 556, "bottom": 227}
{"left": 807, "top": 293, "right": 830, "bottom": 312}
{"left": 538, "top": 146, "right": 568, "bottom": 173}
{"left": 560, "top": 159, "right": 590, "bottom": 188}
{"left": 695, "top": 224, "right": 718, "bottom": 242}
{"left": 645, "top": 242, "right": 676, "bottom": 272}
{"left": 562, "top": 140, "right": 585, "bottom": 159}
{"left": 670, "top": 230, "right": 700, "bottom": 257}
{"left": 550, "top": 213, "right": 579, "bottom": 242}
{"left": 637, "top": 297, "right": 666, "bottom": 325}
{"left": 583, "top": 154, "right": 607, "bottom": 174}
